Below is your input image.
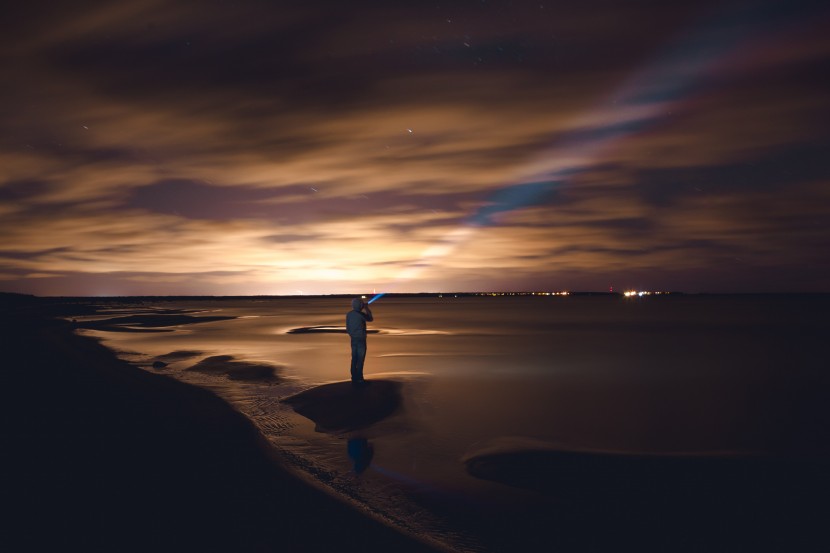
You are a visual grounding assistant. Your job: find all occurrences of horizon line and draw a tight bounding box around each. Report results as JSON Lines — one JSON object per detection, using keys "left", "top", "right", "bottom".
{"left": 4, "top": 290, "right": 830, "bottom": 299}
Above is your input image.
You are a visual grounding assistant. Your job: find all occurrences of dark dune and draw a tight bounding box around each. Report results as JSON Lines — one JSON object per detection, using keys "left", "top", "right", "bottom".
{"left": 76, "top": 314, "right": 235, "bottom": 332}
{"left": 287, "top": 325, "right": 379, "bottom": 334}
{"left": 4, "top": 296, "right": 436, "bottom": 553}
{"left": 463, "top": 444, "right": 830, "bottom": 551}
{"left": 85, "top": 325, "right": 175, "bottom": 333}
{"left": 97, "top": 307, "right": 191, "bottom": 316}
{"left": 157, "top": 349, "right": 202, "bottom": 361}
{"left": 185, "top": 355, "right": 279, "bottom": 382}
{"left": 283, "top": 380, "right": 402, "bottom": 432}
{"left": 464, "top": 446, "right": 797, "bottom": 496}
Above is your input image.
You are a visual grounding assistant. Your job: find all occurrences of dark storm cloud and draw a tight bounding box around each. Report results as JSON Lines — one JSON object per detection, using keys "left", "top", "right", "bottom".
{"left": 1, "top": 0, "right": 829, "bottom": 294}
{"left": 0, "top": 179, "right": 53, "bottom": 202}
{"left": 126, "top": 180, "right": 291, "bottom": 220}
{"left": 125, "top": 179, "right": 480, "bottom": 225}
{"left": 635, "top": 141, "right": 830, "bottom": 207}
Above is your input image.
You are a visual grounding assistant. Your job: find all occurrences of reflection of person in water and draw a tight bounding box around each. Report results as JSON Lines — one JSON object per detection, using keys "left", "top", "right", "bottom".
{"left": 347, "top": 438, "right": 374, "bottom": 474}
{"left": 346, "top": 298, "right": 373, "bottom": 383}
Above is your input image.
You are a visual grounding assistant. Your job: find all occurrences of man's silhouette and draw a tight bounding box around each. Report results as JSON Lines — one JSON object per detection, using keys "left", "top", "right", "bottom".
{"left": 346, "top": 298, "right": 373, "bottom": 383}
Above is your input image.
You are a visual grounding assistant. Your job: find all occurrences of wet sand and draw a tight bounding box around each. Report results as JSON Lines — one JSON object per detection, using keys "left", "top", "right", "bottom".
{"left": 283, "top": 380, "right": 403, "bottom": 433}
{"left": 76, "top": 313, "right": 236, "bottom": 332}
{"left": 3, "top": 295, "right": 438, "bottom": 553}
{"left": 7, "top": 293, "right": 830, "bottom": 552}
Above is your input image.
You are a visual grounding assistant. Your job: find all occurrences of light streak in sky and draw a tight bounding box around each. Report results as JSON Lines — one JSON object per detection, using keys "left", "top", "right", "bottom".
{"left": 367, "top": 1, "right": 826, "bottom": 303}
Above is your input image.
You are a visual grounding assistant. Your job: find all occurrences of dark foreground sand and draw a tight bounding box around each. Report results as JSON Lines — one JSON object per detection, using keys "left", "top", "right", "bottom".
{"left": 3, "top": 295, "right": 437, "bottom": 553}
{"left": 461, "top": 444, "right": 830, "bottom": 551}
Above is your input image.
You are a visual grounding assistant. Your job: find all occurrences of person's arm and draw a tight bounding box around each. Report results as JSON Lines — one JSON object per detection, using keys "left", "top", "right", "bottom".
{"left": 363, "top": 303, "right": 373, "bottom": 322}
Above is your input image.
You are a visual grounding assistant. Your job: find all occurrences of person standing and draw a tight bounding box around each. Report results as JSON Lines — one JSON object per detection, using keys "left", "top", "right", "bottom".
{"left": 346, "top": 298, "right": 373, "bottom": 383}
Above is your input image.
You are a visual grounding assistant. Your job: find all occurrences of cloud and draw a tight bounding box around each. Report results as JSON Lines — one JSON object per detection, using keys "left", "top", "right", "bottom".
{"left": 1, "top": 0, "right": 828, "bottom": 294}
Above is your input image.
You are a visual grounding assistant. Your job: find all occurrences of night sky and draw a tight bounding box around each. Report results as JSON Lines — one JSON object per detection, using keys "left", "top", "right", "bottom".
{"left": 2, "top": 0, "right": 829, "bottom": 295}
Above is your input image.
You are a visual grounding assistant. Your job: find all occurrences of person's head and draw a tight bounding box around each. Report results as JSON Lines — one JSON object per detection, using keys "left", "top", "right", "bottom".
{"left": 351, "top": 298, "right": 364, "bottom": 311}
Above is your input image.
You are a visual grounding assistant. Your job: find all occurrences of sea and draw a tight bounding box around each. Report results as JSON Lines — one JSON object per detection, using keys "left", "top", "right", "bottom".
{"left": 75, "top": 294, "right": 828, "bottom": 552}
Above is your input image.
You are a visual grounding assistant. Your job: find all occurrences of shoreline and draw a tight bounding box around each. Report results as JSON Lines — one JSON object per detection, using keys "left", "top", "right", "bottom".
{"left": 7, "top": 293, "right": 830, "bottom": 552}
{"left": 4, "top": 296, "right": 439, "bottom": 552}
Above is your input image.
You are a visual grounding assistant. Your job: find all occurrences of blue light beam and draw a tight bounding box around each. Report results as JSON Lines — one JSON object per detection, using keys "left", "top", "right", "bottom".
{"left": 365, "top": 1, "right": 828, "bottom": 305}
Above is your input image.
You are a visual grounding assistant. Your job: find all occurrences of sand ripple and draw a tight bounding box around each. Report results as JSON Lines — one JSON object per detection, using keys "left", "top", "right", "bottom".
{"left": 185, "top": 355, "right": 281, "bottom": 382}
{"left": 285, "top": 325, "right": 445, "bottom": 336}
{"left": 77, "top": 314, "right": 235, "bottom": 332}
{"left": 286, "top": 326, "right": 378, "bottom": 334}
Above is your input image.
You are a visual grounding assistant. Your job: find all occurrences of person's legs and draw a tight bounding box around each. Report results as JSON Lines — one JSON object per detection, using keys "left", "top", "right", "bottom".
{"left": 350, "top": 338, "right": 367, "bottom": 382}
{"left": 350, "top": 339, "right": 357, "bottom": 378}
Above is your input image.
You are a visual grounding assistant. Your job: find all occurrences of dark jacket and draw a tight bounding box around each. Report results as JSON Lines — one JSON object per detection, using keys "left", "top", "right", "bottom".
{"left": 346, "top": 309, "right": 373, "bottom": 339}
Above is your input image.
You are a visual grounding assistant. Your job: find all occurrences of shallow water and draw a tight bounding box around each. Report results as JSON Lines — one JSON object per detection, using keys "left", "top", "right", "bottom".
{"left": 78, "top": 295, "right": 829, "bottom": 552}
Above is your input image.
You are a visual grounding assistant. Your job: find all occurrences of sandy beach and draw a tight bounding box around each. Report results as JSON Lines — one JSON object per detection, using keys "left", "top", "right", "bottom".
{"left": 4, "top": 294, "right": 438, "bottom": 553}
{"left": 6, "top": 293, "right": 829, "bottom": 552}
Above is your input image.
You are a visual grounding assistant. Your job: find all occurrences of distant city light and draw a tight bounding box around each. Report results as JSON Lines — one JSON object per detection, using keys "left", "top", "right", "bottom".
{"left": 475, "top": 291, "right": 570, "bottom": 297}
